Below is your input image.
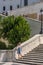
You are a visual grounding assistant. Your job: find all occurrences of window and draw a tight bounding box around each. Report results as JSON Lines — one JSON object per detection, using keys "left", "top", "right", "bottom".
{"left": 17, "top": 5, "right": 19, "bottom": 8}
{"left": 10, "top": 5, "right": 13, "bottom": 10}
{"left": 3, "top": 6, "right": 6, "bottom": 11}
{"left": 24, "top": 0, "right": 28, "bottom": 6}
{"left": 3, "top": 0, "right": 5, "bottom": 1}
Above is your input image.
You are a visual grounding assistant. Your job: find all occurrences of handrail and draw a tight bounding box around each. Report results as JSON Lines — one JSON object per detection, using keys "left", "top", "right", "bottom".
{"left": 18, "top": 34, "right": 40, "bottom": 48}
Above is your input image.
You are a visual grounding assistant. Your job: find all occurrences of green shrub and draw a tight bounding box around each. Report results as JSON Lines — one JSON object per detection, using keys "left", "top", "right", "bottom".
{"left": 0, "top": 41, "right": 7, "bottom": 50}
{"left": 7, "top": 44, "right": 14, "bottom": 50}
{"left": 1, "top": 16, "right": 31, "bottom": 48}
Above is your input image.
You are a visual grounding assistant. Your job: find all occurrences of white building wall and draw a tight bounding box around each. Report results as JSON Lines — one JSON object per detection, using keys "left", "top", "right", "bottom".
{"left": 0, "top": 0, "right": 41, "bottom": 13}
{"left": 0, "top": 0, "right": 21, "bottom": 13}
{"left": 0, "top": 0, "right": 28, "bottom": 13}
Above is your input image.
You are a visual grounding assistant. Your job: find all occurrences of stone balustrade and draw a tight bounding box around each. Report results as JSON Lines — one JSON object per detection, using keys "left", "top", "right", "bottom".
{"left": 12, "top": 34, "right": 43, "bottom": 59}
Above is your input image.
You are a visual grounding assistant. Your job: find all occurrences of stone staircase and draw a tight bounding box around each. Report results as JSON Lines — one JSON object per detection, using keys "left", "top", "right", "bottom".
{"left": 15, "top": 44, "right": 43, "bottom": 65}
{"left": 0, "top": 43, "right": 43, "bottom": 65}
{"left": 0, "top": 34, "right": 43, "bottom": 65}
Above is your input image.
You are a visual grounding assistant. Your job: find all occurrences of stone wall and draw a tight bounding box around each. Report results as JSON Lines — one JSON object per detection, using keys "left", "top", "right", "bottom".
{"left": 0, "top": 50, "right": 13, "bottom": 62}
{"left": 24, "top": 13, "right": 37, "bottom": 19}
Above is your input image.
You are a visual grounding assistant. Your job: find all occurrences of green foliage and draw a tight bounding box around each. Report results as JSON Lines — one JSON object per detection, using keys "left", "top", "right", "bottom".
{"left": 7, "top": 44, "right": 14, "bottom": 50}
{"left": 0, "top": 16, "right": 3, "bottom": 38}
{"left": 0, "top": 41, "right": 14, "bottom": 50}
{"left": 1, "top": 15, "right": 14, "bottom": 38}
{"left": 0, "top": 41, "right": 7, "bottom": 50}
{"left": 1, "top": 16, "right": 31, "bottom": 47}
{"left": 0, "top": 15, "right": 2, "bottom": 22}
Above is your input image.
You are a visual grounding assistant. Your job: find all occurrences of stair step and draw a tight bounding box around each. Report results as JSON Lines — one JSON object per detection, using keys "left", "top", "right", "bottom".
{"left": 29, "top": 51, "right": 43, "bottom": 53}
{"left": 23, "top": 58, "right": 39, "bottom": 60}
{"left": 23, "top": 57, "right": 43, "bottom": 59}
{"left": 24, "top": 55, "right": 43, "bottom": 58}
{"left": 26, "top": 55, "right": 43, "bottom": 57}
{"left": 25, "top": 53, "right": 39, "bottom": 56}
{"left": 15, "top": 59, "right": 43, "bottom": 65}
{"left": 23, "top": 56, "right": 39, "bottom": 59}
{"left": 19, "top": 59, "right": 43, "bottom": 63}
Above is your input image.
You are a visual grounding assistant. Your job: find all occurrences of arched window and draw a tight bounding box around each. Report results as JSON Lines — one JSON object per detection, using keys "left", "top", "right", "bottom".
{"left": 24, "top": 0, "right": 28, "bottom": 6}
{"left": 3, "top": 6, "right": 6, "bottom": 11}
{"left": 10, "top": 5, "right": 13, "bottom": 10}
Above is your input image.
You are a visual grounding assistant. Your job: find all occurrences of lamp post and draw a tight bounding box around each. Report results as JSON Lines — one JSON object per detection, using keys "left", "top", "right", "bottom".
{"left": 40, "top": 8, "right": 43, "bottom": 34}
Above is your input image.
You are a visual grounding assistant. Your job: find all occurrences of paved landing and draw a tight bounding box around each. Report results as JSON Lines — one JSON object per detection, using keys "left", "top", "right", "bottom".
{"left": 0, "top": 62, "right": 30, "bottom": 65}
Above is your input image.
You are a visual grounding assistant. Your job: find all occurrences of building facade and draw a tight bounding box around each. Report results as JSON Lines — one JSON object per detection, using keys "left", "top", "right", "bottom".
{"left": 0, "top": 0, "right": 40, "bottom": 13}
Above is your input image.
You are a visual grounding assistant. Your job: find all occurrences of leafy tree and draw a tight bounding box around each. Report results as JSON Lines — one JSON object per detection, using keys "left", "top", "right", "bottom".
{"left": 1, "top": 16, "right": 31, "bottom": 47}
